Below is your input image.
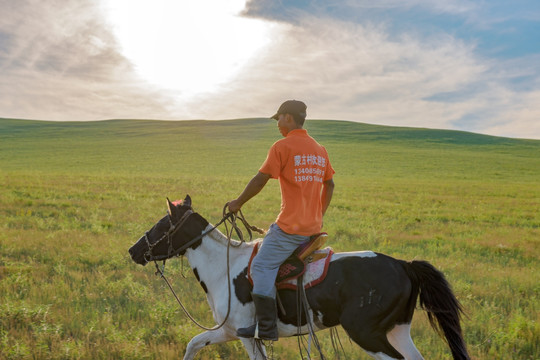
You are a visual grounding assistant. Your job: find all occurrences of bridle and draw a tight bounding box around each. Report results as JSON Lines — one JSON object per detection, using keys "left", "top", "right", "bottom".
{"left": 142, "top": 204, "right": 264, "bottom": 331}
{"left": 143, "top": 207, "right": 197, "bottom": 263}
{"left": 144, "top": 204, "right": 264, "bottom": 263}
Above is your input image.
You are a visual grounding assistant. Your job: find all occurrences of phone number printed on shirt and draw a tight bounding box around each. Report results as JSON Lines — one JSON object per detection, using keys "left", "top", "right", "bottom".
{"left": 293, "top": 154, "right": 326, "bottom": 183}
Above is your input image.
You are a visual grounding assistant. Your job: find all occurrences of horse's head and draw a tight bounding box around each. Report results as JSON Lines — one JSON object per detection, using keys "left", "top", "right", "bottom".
{"left": 128, "top": 195, "right": 209, "bottom": 266}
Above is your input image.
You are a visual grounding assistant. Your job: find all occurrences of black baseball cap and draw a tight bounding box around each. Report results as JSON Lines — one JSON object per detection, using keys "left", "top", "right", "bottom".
{"left": 271, "top": 100, "right": 307, "bottom": 120}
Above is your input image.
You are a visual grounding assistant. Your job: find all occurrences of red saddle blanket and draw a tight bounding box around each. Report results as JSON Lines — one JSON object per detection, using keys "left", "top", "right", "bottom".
{"left": 247, "top": 241, "right": 334, "bottom": 290}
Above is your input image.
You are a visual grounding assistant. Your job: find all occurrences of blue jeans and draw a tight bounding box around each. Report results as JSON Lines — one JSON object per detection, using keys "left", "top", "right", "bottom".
{"left": 251, "top": 223, "right": 310, "bottom": 298}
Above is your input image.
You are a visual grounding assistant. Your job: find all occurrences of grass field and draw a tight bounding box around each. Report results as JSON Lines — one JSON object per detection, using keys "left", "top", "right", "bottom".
{"left": 0, "top": 117, "right": 539, "bottom": 359}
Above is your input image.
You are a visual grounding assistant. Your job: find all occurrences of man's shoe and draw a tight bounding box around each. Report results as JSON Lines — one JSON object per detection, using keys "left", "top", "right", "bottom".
{"left": 236, "top": 294, "right": 278, "bottom": 341}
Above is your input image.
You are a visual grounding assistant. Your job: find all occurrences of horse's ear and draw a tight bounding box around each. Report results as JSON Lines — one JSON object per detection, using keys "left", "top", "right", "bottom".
{"left": 167, "top": 197, "right": 177, "bottom": 217}
{"left": 184, "top": 195, "right": 192, "bottom": 207}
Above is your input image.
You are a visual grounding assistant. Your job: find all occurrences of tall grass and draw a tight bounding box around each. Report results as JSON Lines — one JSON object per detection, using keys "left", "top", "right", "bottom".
{"left": 0, "top": 118, "right": 538, "bottom": 359}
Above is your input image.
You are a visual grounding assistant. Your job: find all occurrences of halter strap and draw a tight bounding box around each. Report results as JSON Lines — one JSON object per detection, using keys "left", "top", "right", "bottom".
{"left": 144, "top": 208, "right": 195, "bottom": 262}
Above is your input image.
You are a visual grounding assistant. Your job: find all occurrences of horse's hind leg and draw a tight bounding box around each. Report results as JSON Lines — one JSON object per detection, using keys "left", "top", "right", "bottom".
{"left": 340, "top": 314, "right": 404, "bottom": 359}
{"left": 343, "top": 323, "right": 424, "bottom": 360}
{"left": 386, "top": 324, "right": 424, "bottom": 360}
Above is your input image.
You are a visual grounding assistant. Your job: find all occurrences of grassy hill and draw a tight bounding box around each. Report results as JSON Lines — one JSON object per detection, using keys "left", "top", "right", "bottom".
{"left": 1, "top": 118, "right": 539, "bottom": 359}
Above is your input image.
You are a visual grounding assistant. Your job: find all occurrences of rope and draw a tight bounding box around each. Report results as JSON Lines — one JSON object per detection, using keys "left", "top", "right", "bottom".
{"left": 295, "top": 274, "right": 326, "bottom": 360}
{"left": 329, "top": 327, "right": 346, "bottom": 359}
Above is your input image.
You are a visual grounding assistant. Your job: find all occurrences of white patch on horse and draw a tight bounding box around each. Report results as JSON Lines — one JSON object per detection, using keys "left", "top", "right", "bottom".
{"left": 387, "top": 324, "right": 424, "bottom": 360}
{"left": 330, "top": 250, "right": 377, "bottom": 261}
{"left": 184, "top": 225, "right": 253, "bottom": 311}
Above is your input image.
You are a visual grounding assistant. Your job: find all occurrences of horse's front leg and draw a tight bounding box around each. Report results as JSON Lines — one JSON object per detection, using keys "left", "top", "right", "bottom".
{"left": 183, "top": 328, "right": 235, "bottom": 360}
{"left": 239, "top": 338, "right": 268, "bottom": 360}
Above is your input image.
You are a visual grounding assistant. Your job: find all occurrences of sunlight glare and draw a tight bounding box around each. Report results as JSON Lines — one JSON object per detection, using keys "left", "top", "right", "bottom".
{"left": 104, "top": 0, "right": 272, "bottom": 96}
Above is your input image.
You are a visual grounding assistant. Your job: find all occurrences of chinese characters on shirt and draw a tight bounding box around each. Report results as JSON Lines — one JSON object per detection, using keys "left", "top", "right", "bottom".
{"left": 293, "top": 154, "right": 327, "bottom": 183}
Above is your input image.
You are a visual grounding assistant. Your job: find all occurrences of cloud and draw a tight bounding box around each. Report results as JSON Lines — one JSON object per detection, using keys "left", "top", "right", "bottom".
{"left": 0, "top": 0, "right": 539, "bottom": 139}
{"left": 180, "top": 17, "right": 486, "bottom": 126}
{"left": 244, "top": 0, "right": 479, "bottom": 22}
{"left": 341, "top": 0, "right": 478, "bottom": 14}
{"left": 181, "top": 7, "right": 540, "bottom": 139}
{"left": 1, "top": 1, "right": 118, "bottom": 78}
{"left": 0, "top": 0, "right": 173, "bottom": 120}
{"left": 474, "top": 55, "right": 540, "bottom": 139}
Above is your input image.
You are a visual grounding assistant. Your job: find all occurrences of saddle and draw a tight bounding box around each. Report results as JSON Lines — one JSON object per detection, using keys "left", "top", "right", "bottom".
{"left": 247, "top": 233, "right": 334, "bottom": 290}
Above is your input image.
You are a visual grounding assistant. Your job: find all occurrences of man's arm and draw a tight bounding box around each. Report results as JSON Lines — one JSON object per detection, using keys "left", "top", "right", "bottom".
{"left": 227, "top": 172, "right": 271, "bottom": 213}
{"left": 321, "top": 178, "right": 335, "bottom": 216}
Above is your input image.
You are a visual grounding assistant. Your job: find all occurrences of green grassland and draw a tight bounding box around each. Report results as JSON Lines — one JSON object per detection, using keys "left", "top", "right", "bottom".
{"left": 0, "top": 117, "right": 538, "bottom": 359}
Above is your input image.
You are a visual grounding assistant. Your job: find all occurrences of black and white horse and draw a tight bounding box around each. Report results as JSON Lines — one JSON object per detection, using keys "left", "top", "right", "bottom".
{"left": 129, "top": 196, "right": 470, "bottom": 360}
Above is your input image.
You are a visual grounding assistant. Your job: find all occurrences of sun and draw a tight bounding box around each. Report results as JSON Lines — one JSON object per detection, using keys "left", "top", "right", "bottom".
{"left": 103, "top": 0, "right": 272, "bottom": 97}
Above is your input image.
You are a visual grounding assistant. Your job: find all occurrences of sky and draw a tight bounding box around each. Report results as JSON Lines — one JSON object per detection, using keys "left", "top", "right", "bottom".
{"left": 1, "top": 0, "right": 539, "bottom": 139}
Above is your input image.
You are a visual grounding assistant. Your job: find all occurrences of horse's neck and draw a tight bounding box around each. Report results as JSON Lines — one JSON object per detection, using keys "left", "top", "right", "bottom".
{"left": 184, "top": 224, "right": 246, "bottom": 278}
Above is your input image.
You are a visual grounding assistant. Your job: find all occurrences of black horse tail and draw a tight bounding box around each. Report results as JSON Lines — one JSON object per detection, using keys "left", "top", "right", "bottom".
{"left": 402, "top": 260, "right": 470, "bottom": 360}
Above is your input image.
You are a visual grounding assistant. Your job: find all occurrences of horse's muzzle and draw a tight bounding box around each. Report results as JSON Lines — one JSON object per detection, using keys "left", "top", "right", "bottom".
{"left": 128, "top": 236, "right": 149, "bottom": 266}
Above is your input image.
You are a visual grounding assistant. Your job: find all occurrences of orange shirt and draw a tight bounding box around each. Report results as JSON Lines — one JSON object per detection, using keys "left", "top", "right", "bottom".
{"left": 259, "top": 129, "right": 335, "bottom": 236}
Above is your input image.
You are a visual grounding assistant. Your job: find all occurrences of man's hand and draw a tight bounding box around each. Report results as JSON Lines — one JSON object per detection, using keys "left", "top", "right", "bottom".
{"left": 227, "top": 199, "right": 242, "bottom": 213}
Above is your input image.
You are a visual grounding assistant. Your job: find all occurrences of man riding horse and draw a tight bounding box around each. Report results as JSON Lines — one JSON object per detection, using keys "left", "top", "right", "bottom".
{"left": 227, "top": 100, "right": 335, "bottom": 340}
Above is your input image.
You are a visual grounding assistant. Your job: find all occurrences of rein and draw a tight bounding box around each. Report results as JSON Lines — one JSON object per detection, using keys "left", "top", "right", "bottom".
{"left": 149, "top": 205, "right": 264, "bottom": 331}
